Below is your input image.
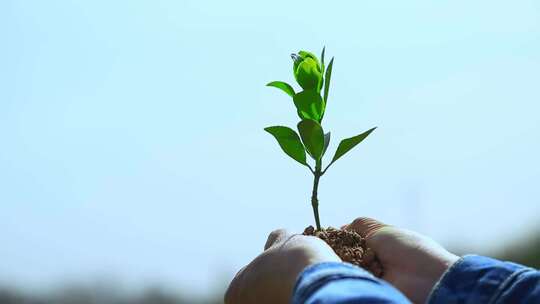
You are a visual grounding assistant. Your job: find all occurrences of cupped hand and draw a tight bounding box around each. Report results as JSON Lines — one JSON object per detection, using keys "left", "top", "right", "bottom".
{"left": 225, "top": 229, "right": 341, "bottom": 304}
{"left": 343, "top": 217, "right": 459, "bottom": 304}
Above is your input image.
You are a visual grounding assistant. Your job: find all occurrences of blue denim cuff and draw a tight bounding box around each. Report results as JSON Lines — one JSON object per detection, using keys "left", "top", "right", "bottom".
{"left": 292, "top": 262, "right": 379, "bottom": 303}
{"left": 427, "top": 255, "right": 530, "bottom": 304}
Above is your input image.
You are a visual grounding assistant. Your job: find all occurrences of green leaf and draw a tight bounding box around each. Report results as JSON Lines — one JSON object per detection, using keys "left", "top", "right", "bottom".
{"left": 329, "top": 127, "right": 376, "bottom": 166}
{"left": 264, "top": 126, "right": 307, "bottom": 166}
{"left": 297, "top": 119, "right": 325, "bottom": 161}
{"left": 293, "top": 90, "right": 325, "bottom": 122}
{"left": 323, "top": 57, "right": 334, "bottom": 104}
{"left": 320, "top": 47, "right": 326, "bottom": 75}
{"left": 322, "top": 132, "right": 331, "bottom": 156}
{"left": 266, "top": 81, "right": 295, "bottom": 98}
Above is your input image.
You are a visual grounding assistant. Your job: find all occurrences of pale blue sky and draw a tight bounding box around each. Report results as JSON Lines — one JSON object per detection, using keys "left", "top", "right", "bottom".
{"left": 1, "top": 0, "right": 539, "bottom": 296}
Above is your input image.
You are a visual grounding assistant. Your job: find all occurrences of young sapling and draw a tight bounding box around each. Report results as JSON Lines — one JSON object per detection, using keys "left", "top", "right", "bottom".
{"left": 265, "top": 48, "right": 376, "bottom": 230}
{"left": 264, "top": 48, "right": 382, "bottom": 276}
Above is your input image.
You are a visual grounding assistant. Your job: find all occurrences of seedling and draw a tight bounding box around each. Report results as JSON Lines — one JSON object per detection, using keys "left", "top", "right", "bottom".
{"left": 265, "top": 48, "right": 376, "bottom": 231}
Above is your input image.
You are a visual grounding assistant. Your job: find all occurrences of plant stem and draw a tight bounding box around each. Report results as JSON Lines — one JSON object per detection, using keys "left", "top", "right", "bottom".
{"left": 311, "top": 160, "right": 322, "bottom": 230}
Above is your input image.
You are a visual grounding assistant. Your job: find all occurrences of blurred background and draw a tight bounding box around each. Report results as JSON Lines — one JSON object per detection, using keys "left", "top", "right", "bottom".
{"left": 1, "top": 0, "right": 539, "bottom": 303}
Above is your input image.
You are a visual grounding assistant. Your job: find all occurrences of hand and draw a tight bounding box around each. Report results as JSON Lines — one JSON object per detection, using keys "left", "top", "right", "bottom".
{"left": 225, "top": 229, "right": 341, "bottom": 304}
{"left": 343, "top": 217, "right": 459, "bottom": 304}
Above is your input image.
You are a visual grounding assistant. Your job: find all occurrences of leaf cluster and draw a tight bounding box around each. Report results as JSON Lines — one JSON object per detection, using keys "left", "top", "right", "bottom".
{"left": 265, "top": 47, "right": 376, "bottom": 174}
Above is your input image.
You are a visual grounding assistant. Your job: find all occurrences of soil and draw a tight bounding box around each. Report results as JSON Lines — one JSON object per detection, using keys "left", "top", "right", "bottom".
{"left": 303, "top": 225, "right": 384, "bottom": 277}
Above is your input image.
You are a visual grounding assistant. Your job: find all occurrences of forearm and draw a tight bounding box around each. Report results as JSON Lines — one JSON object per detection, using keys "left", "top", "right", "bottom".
{"left": 292, "top": 262, "right": 411, "bottom": 304}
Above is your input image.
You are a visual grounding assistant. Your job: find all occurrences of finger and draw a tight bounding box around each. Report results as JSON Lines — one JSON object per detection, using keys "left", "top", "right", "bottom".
{"left": 264, "top": 229, "right": 290, "bottom": 250}
{"left": 345, "top": 217, "right": 387, "bottom": 238}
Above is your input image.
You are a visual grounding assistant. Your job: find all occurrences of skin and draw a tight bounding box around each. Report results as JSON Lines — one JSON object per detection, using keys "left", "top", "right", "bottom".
{"left": 224, "top": 229, "right": 340, "bottom": 304}
{"left": 343, "top": 218, "right": 459, "bottom": 304}
{"left": 225, "top": 218, "right": 459, "bottom": 304}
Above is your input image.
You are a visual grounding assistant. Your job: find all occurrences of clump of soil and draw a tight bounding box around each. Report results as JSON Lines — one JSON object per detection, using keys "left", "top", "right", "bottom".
{"left": 303, "top": 225, "right": 383, "bottom": 277}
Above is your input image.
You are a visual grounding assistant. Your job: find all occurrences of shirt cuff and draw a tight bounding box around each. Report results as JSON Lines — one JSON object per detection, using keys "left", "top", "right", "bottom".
{"left": 292, "top": 262, "right": 410, "bottom": 304}
{"left": 427, "top": 254, "right": 529, "bottom": 304}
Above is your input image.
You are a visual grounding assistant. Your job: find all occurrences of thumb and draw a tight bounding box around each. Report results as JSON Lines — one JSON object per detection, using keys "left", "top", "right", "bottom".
{"left": 344, "top": 217, "right": 388, "bottom": 238}
{"left": 264, "top": 229, "right": 290, "bottom": 250}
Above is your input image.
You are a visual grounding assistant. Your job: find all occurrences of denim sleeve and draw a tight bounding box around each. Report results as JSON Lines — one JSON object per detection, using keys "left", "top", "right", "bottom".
{"left": 427, "top": 255, "right": 540, "bottom": 304}
{"left": 292, "top": 262, "right": 411, "bottom": 304}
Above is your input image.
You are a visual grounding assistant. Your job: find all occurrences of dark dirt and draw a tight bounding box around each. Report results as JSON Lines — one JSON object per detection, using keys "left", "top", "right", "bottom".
{"left": 303, "top": 225, "right": 384, "bottom": 277}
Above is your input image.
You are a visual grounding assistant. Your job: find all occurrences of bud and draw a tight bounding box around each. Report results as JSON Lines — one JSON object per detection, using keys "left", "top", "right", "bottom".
{"left": 291, "top": 51, "right": 322, "bottom": 92}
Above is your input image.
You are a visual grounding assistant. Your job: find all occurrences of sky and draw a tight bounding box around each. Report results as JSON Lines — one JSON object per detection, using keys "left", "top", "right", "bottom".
{"left": 1, "top": 0, "right": 539, "bottom": 297}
